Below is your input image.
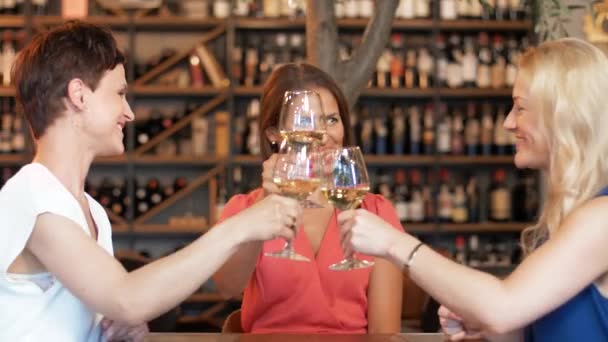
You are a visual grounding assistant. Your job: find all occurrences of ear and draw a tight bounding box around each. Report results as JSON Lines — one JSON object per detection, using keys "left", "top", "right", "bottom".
{"left": 66, "top": 78, "right": 88, "bottom": 112}
{"left": 264, "top": 126, "right": 281, "bottom": 145}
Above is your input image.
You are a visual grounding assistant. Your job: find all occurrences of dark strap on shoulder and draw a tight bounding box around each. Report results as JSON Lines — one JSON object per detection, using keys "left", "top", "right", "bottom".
{"left": 597, "top": 186, "right": 608, "bottom": 197}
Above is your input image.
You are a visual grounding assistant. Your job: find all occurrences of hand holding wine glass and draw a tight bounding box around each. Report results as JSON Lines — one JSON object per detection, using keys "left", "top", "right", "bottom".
{"left": 321, "top": 147, "right": 374, "bottom": 270}
{"left": 264, "top": 141, "right": 322, "bottom": 262}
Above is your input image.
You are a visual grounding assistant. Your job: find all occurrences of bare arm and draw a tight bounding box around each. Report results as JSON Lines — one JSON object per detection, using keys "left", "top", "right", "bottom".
{"left": 341, "top": 197, "right": 608, "bottom": 334}
{"left": 28, "top": 194, "right": 298, "bottom": 325}
{"left": 367, "top": 258, "right": 403, "bottom": 333}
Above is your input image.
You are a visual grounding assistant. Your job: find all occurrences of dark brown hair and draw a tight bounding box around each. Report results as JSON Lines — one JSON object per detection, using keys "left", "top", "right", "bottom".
{"left": 13, "top": 20, "right": 125, "bottom": 139}
{"left": 259, "top": 63, "right": 353, "bottom": 159}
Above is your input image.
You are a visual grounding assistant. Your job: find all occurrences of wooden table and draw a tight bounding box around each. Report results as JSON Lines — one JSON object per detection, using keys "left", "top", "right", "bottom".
{"left": 148, "top": 333, "right": 447, "bottom": 342}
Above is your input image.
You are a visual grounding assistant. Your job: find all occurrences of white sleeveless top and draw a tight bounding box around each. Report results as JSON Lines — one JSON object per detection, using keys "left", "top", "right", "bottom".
{"left": 0, "top": 163, "right": 114, "bottom": 341}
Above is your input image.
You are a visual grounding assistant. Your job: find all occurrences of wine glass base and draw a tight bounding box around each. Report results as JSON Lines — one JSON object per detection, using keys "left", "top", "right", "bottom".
{"left": 265, "top": 249, "right": 310, "bottom": 262}
{"left": 328, "top": 258, "right": 374, "bottom": 271}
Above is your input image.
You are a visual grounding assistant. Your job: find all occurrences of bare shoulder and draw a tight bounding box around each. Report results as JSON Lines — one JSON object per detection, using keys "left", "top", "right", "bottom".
{"left": 563, "top": 196, "right": 608, "bottom": 237}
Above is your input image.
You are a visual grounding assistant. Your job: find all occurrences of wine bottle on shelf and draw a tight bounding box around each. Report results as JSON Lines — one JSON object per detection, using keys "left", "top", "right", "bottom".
{"left": 360, "top": 106, "right": 374, "bottom": 154}
{"left": 191, "top": 115, "right": 209, "bottom": 156}
{"left": 494, "top": 105, "right": 509, "bottom": 155}
{"left": 509, "top": 0, "right": 525, "bottom": 20}
{"left": 477, "top": 32, "right": 492, "bottom": 89}
{"left": 245, "top": 99, "right": 261, "bottom": 155}
{"left": 0, "top": 99, "right": 11, "bottom": 154}
{"left": 452, "top": 183, "right": 468, "bottom": 223}
{"left": 234, "top": 0, "right": 251, "bottom": 17}
{"left": 489, "top": 168, "right": 511, "bottom": 222}
{"left": 505, "top": 36, "right": 519, "bottom": 87}
{"left": 468, "top": 235, "right": 482, "bottom": 267}
{"left": 396, "top": 0, "right": 415, "bottom": 19}
{"left": 146, "top": 178, "right": 163, "bottom": 207}
{"left": 446, "top": 34, "right": 463, "bottom": 88}
{"left": 334, "top": 0, "right": 345, "bottom": 18}
{"left": 376, "top": 50, "right": 391, "bottom": 88}
{"left": 344, "top": 0, "right": 358, "bottom": 18}
{"left": 389, "top": 35, "right": 403, "bottom": 89}
{"left": 134, "top": 180, "right": 148, "bottom": 217}
{"left": 469, "top": 0, "right": 483, "bottom": 18}
{"left": 188, "top": 53, "right": 205, "bottom": 88}
{"left": 11, "top": 112, "right": 25, "bottom": 154}
{"left": 414, "top": 0, "right": 430, "bottom": 18}
{"left": 374, "top": 116, "right": 388, "bottom": 155}
{"left": 440, "top": 0, "right": 457, "bottom": 20}
{"left": 244, "top": 43, "right": 259, "bottom": 87}
{"left": 480, "top": 102, "right": 494, "bottom": 155}
{"left": 2, "top": 30, "right": 15, "bottom": 86}
{"left": 417, "top": 47, "right": 433, "bottom": 89}
{"left": 482, "top": 0, "right": 496, "bottom": 20}
{"left": 454, "top": 236, "right": 467, "bottom": 265}
{"left": 404, "top": 49, "right": 417, "bottom": 89}
{"left": 393, "top": 169, "right": 410, "bottom": 222}
{"left": 495, "top": 0, "right": 508, "bottom": 21}
{"left": 461, "top": 37, "right": 478, "bottom": 88}
{"left": 409, "top": 105, "right": 421, "bottom": 155}
{"left": 110, "top": 178, "right": 126, "bottom": 217}
{"left": 409, "top": 169, "right": 425, "bottom": 222}
{"left": 391, "top": 105, "right": 406, "bottom": 155}
{"left": 173, "top": 176, "right": 188, "bottom": 193}
{"left": 450, "top": 108, "right": 464, "bottom": 155}
{"left": 375, "top": 171, "right": 393, "bottom": 200}
{"left": 438, "top": 169, "right": 453, "bottom": 222}
{"left": 436, "top": 34, "right": 448, "bottom": 88}
{"left": 213, "top": 0, "right": 231, "bottom": 18}
{"left": 422, "top": 104, "right": 434, "bottom": 155}
{"left": 491, "top": 34, "right": 507, "bottom": 89}
{"left": 464, "top": 102, "right": 480, "bottom": 156}
{"left": 436, "top": 104, "right": 451, "bottom": 155}
{"left": 466, "top": 174, "right": 481, "bottom": 222}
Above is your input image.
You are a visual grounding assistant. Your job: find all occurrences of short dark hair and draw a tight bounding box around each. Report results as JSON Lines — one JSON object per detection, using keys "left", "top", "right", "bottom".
{"left": 259, "top": 63, "right": 354, "bottom": 160}
{"left": 13, "top": 20, "right": 125, "bottom": 139}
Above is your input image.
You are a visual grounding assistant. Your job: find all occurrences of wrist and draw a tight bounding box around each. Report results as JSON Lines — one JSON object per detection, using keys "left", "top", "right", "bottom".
{"left": 216, "top": 217, "right": 248, "bottom": 247}
{"left": 387, "top": 233, "right": 421, "bottom": 269}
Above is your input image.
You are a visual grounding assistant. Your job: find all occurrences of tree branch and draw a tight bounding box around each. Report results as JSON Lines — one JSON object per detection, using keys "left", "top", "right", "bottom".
{"left": 306, "top": 0, "right": 339, "bottom": 74}
{"left": 341, "top": 0, "right": 399, "bottom": 107}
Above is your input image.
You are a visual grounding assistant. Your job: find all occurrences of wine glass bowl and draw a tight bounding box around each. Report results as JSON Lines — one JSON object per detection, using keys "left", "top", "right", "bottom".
{"left": 278, "top": 90, "right": 326, "bottom": 145}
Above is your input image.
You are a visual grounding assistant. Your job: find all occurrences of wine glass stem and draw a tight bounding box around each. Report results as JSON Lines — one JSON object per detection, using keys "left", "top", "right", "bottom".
{"left": 284, "top": 238, "right": 294, "bottom": 253}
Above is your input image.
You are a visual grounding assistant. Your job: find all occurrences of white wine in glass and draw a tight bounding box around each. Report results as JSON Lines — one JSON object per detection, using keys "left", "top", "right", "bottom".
{"left": 321, "top": 147, "right": 374, "bottom": 271}
{"left": 265, "top": 141, "right": 322, "bottom": 262}
{"left": 278, "top": 89, "right": 326, "bottom": 145}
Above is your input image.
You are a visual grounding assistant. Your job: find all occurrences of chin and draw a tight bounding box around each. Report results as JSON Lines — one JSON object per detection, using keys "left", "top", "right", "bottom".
{"left": 513, "top": 151, "right": 543, "bottom": 170}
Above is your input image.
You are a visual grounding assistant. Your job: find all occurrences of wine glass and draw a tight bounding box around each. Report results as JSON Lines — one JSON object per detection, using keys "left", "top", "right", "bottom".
{"left": 320, "top": 146, "right": 374, "bottom": 271}
{"left": 278, "top": 89, "right": 326, "bottom": 145}
{"left": 264, "top": 141, "right": 322, "bottom": 262}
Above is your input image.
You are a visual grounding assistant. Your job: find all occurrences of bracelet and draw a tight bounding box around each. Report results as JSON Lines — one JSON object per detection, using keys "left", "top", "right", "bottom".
{"left": 405, "top": 242, "right": 424, "bottom": 268}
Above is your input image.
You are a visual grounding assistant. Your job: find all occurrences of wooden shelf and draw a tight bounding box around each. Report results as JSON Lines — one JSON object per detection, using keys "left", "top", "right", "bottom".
{"left": 362, "top": 88, "right": 435, "bottom": 98}
{"left": 233, "top": 86, "right": 263, "bottom": 96}
{"left": 441, "top": 222, "right": 531, "bottom": 232}
{"left": 233, "top": 18, "right": 530, "bottom": 31}
{"left": 403, "top": 223, "right": 435, "bottom": 234}
{"left": 112, "top": 224, "right": 129, "bottom": 233}
{"left": 0, "top": 86, "right": 15, "bottom": 96}
{"left": 34, "top": 16, "right": 129, "bottom": 28}
{"left": 365, "top": 155, "right": 435, "bottom": 166}
{"left": 439, "top": 88, "right": 513, "bottom": 97}
{"left": 131, "top": 86, "right": 226, "bottom": 96}
{"left": 133, "top": 17, "right": 225, "bottom": 30}
{"left": 439, "top": 20, "right": 533, "bottom": 31}
{"left": 438, "top": 155, "right": 514, "bottom": 165}
{"left": 233, "top": 86, "right": 510, "bottom": 98}
{"left": 0, "top": 154, "right": 29, "bottom": 165}
{"left": 92, "top": 155, "right": 128, "bottom": 165}
{"left": 133, "top": 155, "right": 223, "bottom": 166}
{"left": 232, "top": 154, "right": 262, "bottom": 165}
{"left": 235, "top": 17, "right": 306, "bottom": 30}
{"left": 0, "top": 15, "right": 25, "bottom": 27}
{"left": 133, "top": 224, "right": 209, "bottom": 234}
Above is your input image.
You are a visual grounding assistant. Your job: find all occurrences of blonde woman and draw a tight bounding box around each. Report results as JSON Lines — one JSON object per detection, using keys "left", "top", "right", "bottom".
{"left": 337, "top": 38, "right": 608, "bottom": 341}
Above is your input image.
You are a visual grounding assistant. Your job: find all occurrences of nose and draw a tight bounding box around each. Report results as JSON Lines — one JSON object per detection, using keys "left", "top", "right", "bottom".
{"left": 503, "top": 108, "right": 516, "bottom": 131}
{"left": 124, "top": 99, "right": 135, "bottom": 122}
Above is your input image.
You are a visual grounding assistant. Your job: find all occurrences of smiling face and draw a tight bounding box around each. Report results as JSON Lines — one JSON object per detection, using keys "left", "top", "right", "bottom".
{"left": 314, "top": 87, "right": 345, "bottom": 150}
{"left": 81, "top": 65, "right": 134, "bottom": 156}
{"left": 503, "top": 74, "right": 550, "bottom": 170}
